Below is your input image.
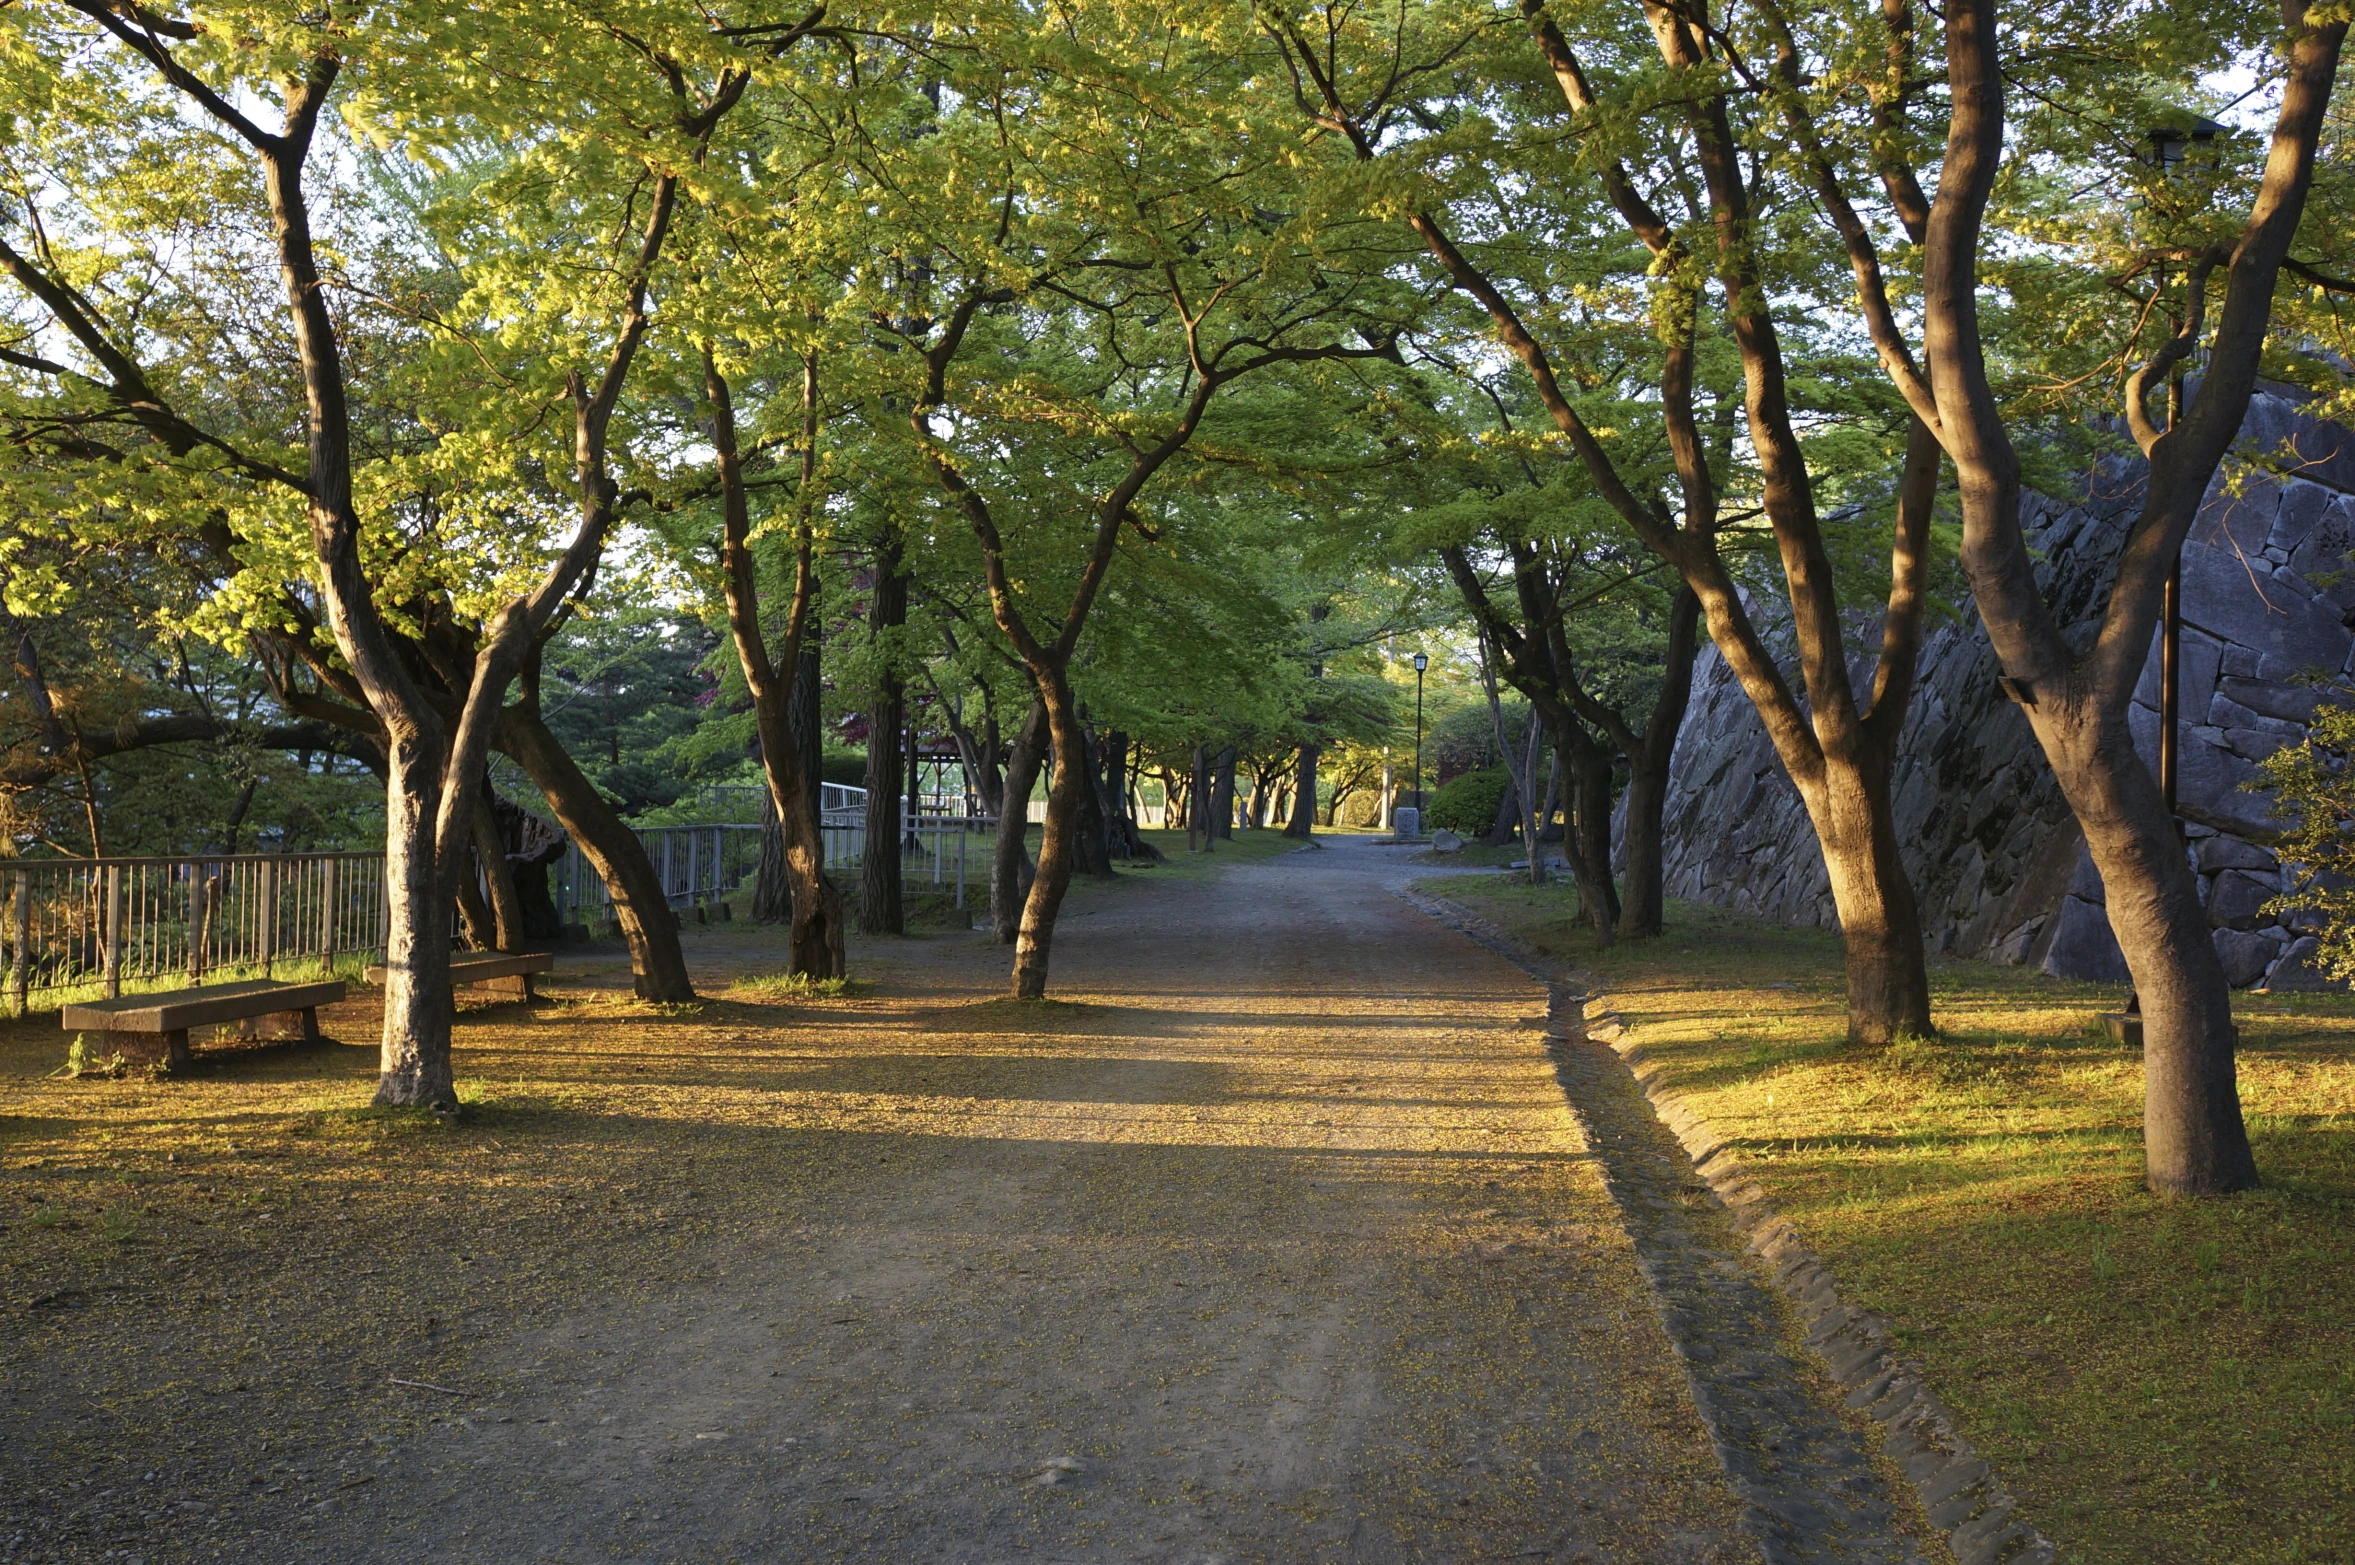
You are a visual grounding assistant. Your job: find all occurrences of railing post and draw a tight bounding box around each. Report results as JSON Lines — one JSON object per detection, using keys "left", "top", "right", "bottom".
{"left": 7, "top": 869, "right": 28, "bottom": 1016}
{"left": 319, "top": 856, "right": 339, "bottom": 966}
{"left": 102, "top": 863, "right": 123, "bottom": 999}
{"left": 258, "top": 857, "right": 279, "bottom": 978}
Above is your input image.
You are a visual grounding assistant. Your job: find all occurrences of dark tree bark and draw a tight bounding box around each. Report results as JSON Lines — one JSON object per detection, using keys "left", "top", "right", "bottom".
{"left": 991, "top": 698, "right": 1047, "bottom": 944}
{"left": 1071, "top": 719, "right": 1115, "bottom": 877}
{"left": 1284, "top": 743, "right": 1320, "bottom": 840}
{"left": 470, "top": 790, "right": 524, "bottom": 951}
{"left": 858, "top": 535, "right": 909, "bottom": 935}
{"left": 1209, "top": 745, "right": 1238, "bottom": 841}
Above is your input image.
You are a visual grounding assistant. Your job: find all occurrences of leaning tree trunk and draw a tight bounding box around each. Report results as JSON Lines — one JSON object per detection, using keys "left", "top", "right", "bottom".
{"left": 495, "top": 700, "right": 694, "bottom": 1001}
{"left": 991, "top": 699, "right": 1047, "bottom": 944}
{"left": 472, "top": 792, "right": 525, "bottom": 952}
{"left": 1012, "top": 670, "right": 1089, "bottom": 998}
{"left": 454, "top": 854, "right": 496, "bottom": 952}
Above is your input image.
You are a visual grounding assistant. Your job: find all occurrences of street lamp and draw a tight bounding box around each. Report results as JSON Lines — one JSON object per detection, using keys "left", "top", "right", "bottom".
{"left": 1412, "top": 652, "right": 1429, "bottom": 825}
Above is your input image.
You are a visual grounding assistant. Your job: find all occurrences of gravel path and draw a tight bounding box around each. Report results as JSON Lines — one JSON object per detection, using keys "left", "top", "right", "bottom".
{"left": 305, "top": 838, "right": 1752, "bottom": 1563}
{"left": 4, "top": 836, "right": 1906, "bottom": 1563}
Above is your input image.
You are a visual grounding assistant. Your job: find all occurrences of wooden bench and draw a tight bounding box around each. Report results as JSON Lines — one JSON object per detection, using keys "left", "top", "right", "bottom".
{"left": 61, "top": 978, "right": 346, "bottom": 1071}
{"left": 364, "top": 949, "right": 554, "bottom": 1001}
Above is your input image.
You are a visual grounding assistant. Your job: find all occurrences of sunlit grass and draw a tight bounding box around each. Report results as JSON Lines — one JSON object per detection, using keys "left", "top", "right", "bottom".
{"left": 1423, "top": 875, "right": 2355, "bottom": 1565}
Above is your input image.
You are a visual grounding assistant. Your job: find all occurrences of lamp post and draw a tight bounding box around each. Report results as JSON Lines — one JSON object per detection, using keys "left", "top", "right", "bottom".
{"left": 1412, "top": 652, "right": 1429, "bottom": 824}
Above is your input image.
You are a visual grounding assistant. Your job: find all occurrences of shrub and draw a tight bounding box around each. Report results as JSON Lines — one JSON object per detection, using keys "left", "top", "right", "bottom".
{"left": 1427, "top": 766, "right": 1509, "bottom": 834}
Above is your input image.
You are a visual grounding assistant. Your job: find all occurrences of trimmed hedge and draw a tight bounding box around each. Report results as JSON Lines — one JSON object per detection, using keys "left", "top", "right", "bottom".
{"left": 1427, "top": 766, "right": 1509, "bottom": 834}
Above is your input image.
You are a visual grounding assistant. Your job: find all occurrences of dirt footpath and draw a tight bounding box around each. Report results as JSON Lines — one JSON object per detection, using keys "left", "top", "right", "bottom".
{"left": 4, "top": 837, "right": 1753, "bottom": 1564}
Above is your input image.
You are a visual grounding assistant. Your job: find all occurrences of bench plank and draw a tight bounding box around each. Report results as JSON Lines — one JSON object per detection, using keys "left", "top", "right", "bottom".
{"left": 364, "top": 950, "right": 554, "bottom": 1001}
{"left": 61, "top": 979, "right": 347, "bottom": 1035}
{"left": 363, "top": 950, "right": 553, "bottom": 985}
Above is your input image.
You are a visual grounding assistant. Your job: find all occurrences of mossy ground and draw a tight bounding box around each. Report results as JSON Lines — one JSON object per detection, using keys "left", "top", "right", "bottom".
{"left": 1422, "top": 872, "right": 2355, "bottom": 1565}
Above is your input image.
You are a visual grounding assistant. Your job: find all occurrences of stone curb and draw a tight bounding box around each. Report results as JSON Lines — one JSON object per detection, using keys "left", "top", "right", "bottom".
{"left": 1404, "top": 887, "right": 2057, "bottom": 1565}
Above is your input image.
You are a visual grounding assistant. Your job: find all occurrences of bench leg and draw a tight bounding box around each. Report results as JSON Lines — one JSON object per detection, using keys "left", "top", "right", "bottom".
{"left": 482, "top": 974, "right": 532, "bottom": 1000}
{"left": 104, "top": 1028, "right": 191, "bottom": 1070}
{"left": 299, "top": 1006, "right": 322, "bottom": 1044}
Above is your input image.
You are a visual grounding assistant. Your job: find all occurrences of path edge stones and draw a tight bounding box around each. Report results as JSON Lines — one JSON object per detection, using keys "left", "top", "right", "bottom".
{"left": 1401, "top": 885, "right": 2058, "bottom": 1565}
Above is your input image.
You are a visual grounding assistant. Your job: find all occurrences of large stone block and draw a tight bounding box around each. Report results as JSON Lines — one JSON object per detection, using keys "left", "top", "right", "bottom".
{"left": 2268, "top": 480, "right": 2335, "bottom": 555}
{"left": 2204, "top": 868, "right": 2279, "bottom": 931}
{"left": 2208, "top": 694, "right": 2306, "bottom": 740}
{"left": 2216, "top": 674, "right": 2324, "bottom": 724}
{"left": 2043, "top": 894, "right": 2131, "bottom": 984}
{"left": 2262, "top": 934, "right": 2344, "bottom": 992}
{"left": 2180, "top": 539, "right": 2352, "bottom": 676}
{"left": 2242, "top": 394, "right": 2355, "bottom": 495}
{"left": 2286, "top": 494, "right": 2355, "bottom": 608}
{"left": 2191, "top": 480, "right": 2281, "bottom": 557}
{"left": 2195, "top": 833, "right": 2276, "bottom": 874}
{"left": 2172, "top": 728, "right": 2278, "bottom": 837}
{"left": 2136, "top": 626, "right": 2226, "bottom": 714}
{"left": 2213, "top": 927, "right": 2286, "bottom": 988}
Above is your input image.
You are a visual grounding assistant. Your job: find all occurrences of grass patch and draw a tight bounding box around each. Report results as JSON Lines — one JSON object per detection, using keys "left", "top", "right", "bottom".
{"left": 726, "top": 971, "right": 864, "bottom": 1001}
{"left": 1421, "top": 874, "right": 2355, "bottom": 1565}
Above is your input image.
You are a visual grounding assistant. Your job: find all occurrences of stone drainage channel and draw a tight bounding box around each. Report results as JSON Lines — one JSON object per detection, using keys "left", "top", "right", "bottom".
{"left": 1401, "top": 888, "right": 2057, "bottom": 1565}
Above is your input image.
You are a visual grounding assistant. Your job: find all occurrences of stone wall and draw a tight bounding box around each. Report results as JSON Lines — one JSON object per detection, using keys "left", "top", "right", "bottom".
{"left": 1651, "top": 389, "right": 2355, "bottom": 989}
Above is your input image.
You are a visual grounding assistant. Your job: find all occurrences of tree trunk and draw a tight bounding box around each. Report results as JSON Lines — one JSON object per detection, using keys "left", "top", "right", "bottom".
{"left": 1071, "top": 721, "right": 1115, "bottom": 878}
{"left": 1209, "top": 745, "right": 1237, "bottom": 841}
{"left": 375, "top": 731, "right": 459, "bottom": 1107}
{"left": 754, "top": 805, "right": 789, "bottom": 923}
{"left": 1617, "top": 589, "right": 1702, "bottom": 937}
{"left": 992, "top": 698, "right": 1047, "bottom": 944}
{"left": 1572, "top": 731, "right": 1618, "bottom": 928}
{"left": 472, "top": 791, "right": 525, "bottom": 952}
{"left": 858, "top": 684, "right": 906, "bottom": 936}
{"left": 1012, "top": 669, "right": 1087, "bottom": 998}
{"left": 1283, "top": 743, "right": 1319, "bottom": 839}
{"left": 1912, "top": 0, "right": 2343, "bottom": 1189}
{"left": 1483, "top": 770, "right": 1520, "bottom": 848}
{"left": 454, "top": 851, "right": 495, "bottom": 952}
{"left": 1806, "top": 739, "right": 1932, "bottom": 1045}
{"left": 1550, "top": 730, "right": 1614, "bottom": 947}
{"left": 707, "top": 346, "right": 844, "bottom": 980}
{"left": 495, "top": 696, "right": 693, "bottom": 1002}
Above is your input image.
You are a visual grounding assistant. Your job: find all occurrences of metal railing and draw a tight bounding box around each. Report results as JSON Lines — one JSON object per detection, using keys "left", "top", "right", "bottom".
{"left": 3, "top": 852, "right": 388, "bottom": 1013}
{"left": 547, "top": 812, "right": 999, "bottom": 927}
{"left": 4, "top": 807, "right": 1011, "bottom": 1013}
